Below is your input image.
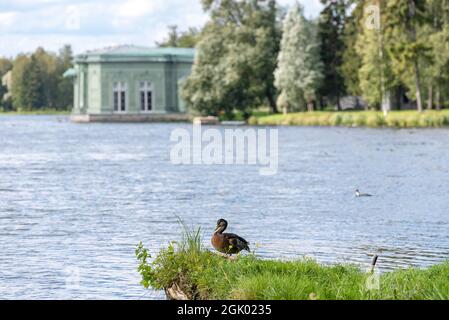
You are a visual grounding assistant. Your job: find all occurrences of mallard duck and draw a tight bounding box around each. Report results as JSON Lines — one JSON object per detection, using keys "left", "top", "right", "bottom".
{"left": 355, "top": 189, "right": 373, "bottom": 197}
{"left": 211, "top": 219, "right": 250, "bottom": 255}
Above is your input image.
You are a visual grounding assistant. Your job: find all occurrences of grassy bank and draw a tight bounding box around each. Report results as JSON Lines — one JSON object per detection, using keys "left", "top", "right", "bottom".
{"left": 248, "top": 110, "right": 449, "bottom": 128}
{"left": 0, "top": 109, "right": 70, "bottom": 116}
{"left": 136, "top": 229, "right": 449, "bottom": 300}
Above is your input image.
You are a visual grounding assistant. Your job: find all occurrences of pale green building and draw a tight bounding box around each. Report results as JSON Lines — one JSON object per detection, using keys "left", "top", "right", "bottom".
{"left": 65, "top": 45, "right": 195, "bottom": 122}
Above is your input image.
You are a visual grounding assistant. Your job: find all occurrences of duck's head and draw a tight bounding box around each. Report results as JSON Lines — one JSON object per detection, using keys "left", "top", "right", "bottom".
{"left": 214, "top": 218, "right": 228, "bottom": 233}
{"left": 355, "top": 189, "right": 360, "bottom": 196}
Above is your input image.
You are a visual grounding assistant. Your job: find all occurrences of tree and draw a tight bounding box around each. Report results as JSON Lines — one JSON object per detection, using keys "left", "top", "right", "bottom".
{"left": 33, "top": 47, "right": 59, "bottom": 109}
{"left": 10, "top": 46, "right": 73, "bottom": 111}
{"left": 422, "top": 0, "right": 449, "bottom": 109}
{"left": 21, "top": 54, "right": 45, "bottom": 110}
{"left": 0, "top": 83, "right": 6, "bottom": 109}
{"left": 157, "top": 26, "right": 200, "bottom": 48}
{"left": 182, "top": 23, "right": 230, "bottom": 117}
{"left": 182, "top": 0, "right": 280, "bottom": 118}
{"left": 341, "top": 0, "right": 364, "bottom": 101}
{"left": 11, "top": 54, "right": 31, "bottom": 110}
{"left": 318, "top": 0, "right": 348, "bottom": 110}
{"left": 251, "top": 0, "right": 280, "bottom": 113}
{"left": 274, "top": 2, "right": 323, "bottom": 112}
{"left": 384, "top": 0, "right": 430, "bottom": 112}
{"left": 56, "top": 45, "right": 74, "bottom": 109}
{"left": 355, "top": 0, "right": 397, "bottom": 109}
{"left": 0, "top": 58, "right": 13, "bottom": 110}
{"left": 0, "top": 58, "right": 12, "bottom": 76}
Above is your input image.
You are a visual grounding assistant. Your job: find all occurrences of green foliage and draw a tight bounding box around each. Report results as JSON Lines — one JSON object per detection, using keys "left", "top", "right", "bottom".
{"left": 0, "top": 109, "right": 70, "bottom": 115}
{"left": 0, "top": 58, "right": 12, "bottom": 76}
{"left": 355, "top": 1, "right": 395, "bottom": 108}
{"left": 341, "top": 0, "right": 364, "bottom": 97}
{"left": 0, "top": 84, "right": 7, "bottom": 110}
{"left": 11, "top": 54, "right": 30, "bottom": 110}
{"left": 157, "top": 26, "right": 200, "bottom": 48}
{"left": 249, "top": 110, "right": 449, "bottom": 128}
{"left": 384, "top": 0, "right": 430, "bottom": 111}
{"left": 344, "top": 0, "right": 449, "bottom": 111}
{"left": 318, "top": 0, "right": 348, "bottom": 108}
{"left": 182, "top": 0, "right": 280, "bottom": 119}
{"left": 182, "top": 0, "right": 449, "bottom": 115}
{"left": 22, "top": 55, "right": 45, "bottom": 110}
{"left": 136, "top": 230, "right": 449, "bottom": 300}
{"left": 3, "top": 1, "right": 449, "bottom": 116}
{"left": 421, "top": 0, "right": 449, "bottom": 109}
{"left": 0, "top": 56, "right": 13, "bottom": 110}
{"left": 7, "top": 45, "right": 73, "bottom": 112}
{"left": 56, "top": 45, "right": 75, "bottom": 110}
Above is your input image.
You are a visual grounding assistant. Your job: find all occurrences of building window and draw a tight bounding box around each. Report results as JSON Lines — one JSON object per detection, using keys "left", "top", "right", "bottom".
{"left": 113, "top": 92, "right": 119, "bottom": 111}
{"left": 113, "top": 82, "right": 127, "bottom": 112}
{"left": 139, "top": 81, "right": 153, "bottom": 112}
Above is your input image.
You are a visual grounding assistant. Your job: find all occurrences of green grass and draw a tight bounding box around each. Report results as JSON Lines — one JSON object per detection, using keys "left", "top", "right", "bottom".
{"left": 0, "top": 109, "right": 70, "bottom": 115}
{"left": 248, "top": 110, "right": 449, "bottom": 128}
{"left": 136, "top": 227, "right": 449, "bottom": 300}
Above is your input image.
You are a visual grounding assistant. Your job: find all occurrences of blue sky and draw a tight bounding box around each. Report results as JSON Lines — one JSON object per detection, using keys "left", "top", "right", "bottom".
{"left": 0, "top": 0, "right": 323, "bottom": 57}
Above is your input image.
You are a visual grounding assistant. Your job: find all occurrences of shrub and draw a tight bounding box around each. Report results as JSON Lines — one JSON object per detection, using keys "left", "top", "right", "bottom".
{"left": 249, "top": 110, "right": 449, "bottom": 128}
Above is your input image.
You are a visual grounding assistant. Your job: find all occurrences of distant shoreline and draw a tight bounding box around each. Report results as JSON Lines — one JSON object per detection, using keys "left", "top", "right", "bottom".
{"left": 3, "top": 110, "right": 449, "bottom": 129}
{"left": 249, "top": 110, "right": 449, "bottom": 128}
{"left": 0, "top": 110, "right": 70, "bottom": 116}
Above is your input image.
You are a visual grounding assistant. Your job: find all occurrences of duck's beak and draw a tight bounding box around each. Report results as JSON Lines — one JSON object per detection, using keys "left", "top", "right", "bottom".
{"left": 213, "top": 225, "right": 220, "bottom": 233}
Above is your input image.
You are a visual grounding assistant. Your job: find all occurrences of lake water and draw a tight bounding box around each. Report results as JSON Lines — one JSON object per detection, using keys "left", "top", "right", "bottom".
{"left": 0, "top": 115, "right": 448, "bottom": 299}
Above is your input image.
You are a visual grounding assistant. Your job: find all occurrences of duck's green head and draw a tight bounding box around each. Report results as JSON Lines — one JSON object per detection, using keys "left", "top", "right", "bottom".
{"left": 214, "top": 218, "right": 228, "bottom": 233}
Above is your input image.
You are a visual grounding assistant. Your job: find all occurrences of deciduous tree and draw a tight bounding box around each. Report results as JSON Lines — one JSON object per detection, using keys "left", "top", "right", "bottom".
{"left": 182, "top": 0, "right": 280, "bottom": 118}
{"left": 157, "top": 26, "right": 200, "bottom": 48}
{"left": 318, "top": 0, "right": 348, "bottom": 109}
{"left": 355, "top": 0, "right": 396, "bottom": 109}
{"left": 384, "top": 0, "right": 430, "bottom": 112}
{"left": 341, "top": 0, "right": 364, "bottom": 100}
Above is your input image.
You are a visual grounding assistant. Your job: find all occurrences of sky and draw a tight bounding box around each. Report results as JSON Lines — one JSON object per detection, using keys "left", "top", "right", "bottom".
{"left": 0, "top": 0, "right": 323, "bottom": 57}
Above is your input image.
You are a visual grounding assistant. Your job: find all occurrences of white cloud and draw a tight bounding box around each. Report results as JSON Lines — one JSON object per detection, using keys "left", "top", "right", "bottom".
{"left": 12, "top": 0, "right": 64, "bottom": 4}
{"left": 0, "top": 11, "right": 18, "bottom": 29}
{"left": 112, "top": 0, "right": 161, "bottom": 18}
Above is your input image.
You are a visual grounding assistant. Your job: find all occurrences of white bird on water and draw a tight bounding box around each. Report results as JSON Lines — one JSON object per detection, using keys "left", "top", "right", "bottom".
{"left": 355, "top": 189, "right": 373, "bottom": 197}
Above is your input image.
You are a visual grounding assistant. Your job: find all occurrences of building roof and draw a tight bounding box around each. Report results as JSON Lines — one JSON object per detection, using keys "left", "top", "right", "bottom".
{"left": 75, "top": 45, "right": 195, "bottom": 63}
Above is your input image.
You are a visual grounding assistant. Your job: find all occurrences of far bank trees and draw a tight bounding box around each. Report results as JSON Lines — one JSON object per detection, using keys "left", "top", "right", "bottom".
{"left": 7, "top": 46, "right": 74, "bottom": 111}
{"left": 274, "top": 3, "right": 323, "bottom": 113}
{"left": 181, "top": 0, "right": 280, "bottom": 119}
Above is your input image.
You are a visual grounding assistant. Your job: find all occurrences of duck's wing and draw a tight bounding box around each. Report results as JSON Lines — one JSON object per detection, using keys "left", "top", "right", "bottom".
{"left": 224, "top": 233, "right": 250, "bottom": 251}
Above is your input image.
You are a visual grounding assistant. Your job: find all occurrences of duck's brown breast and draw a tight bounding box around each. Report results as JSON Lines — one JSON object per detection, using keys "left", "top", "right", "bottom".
{"left": 211, "top": 233, "right": 227, "bottom": 253}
